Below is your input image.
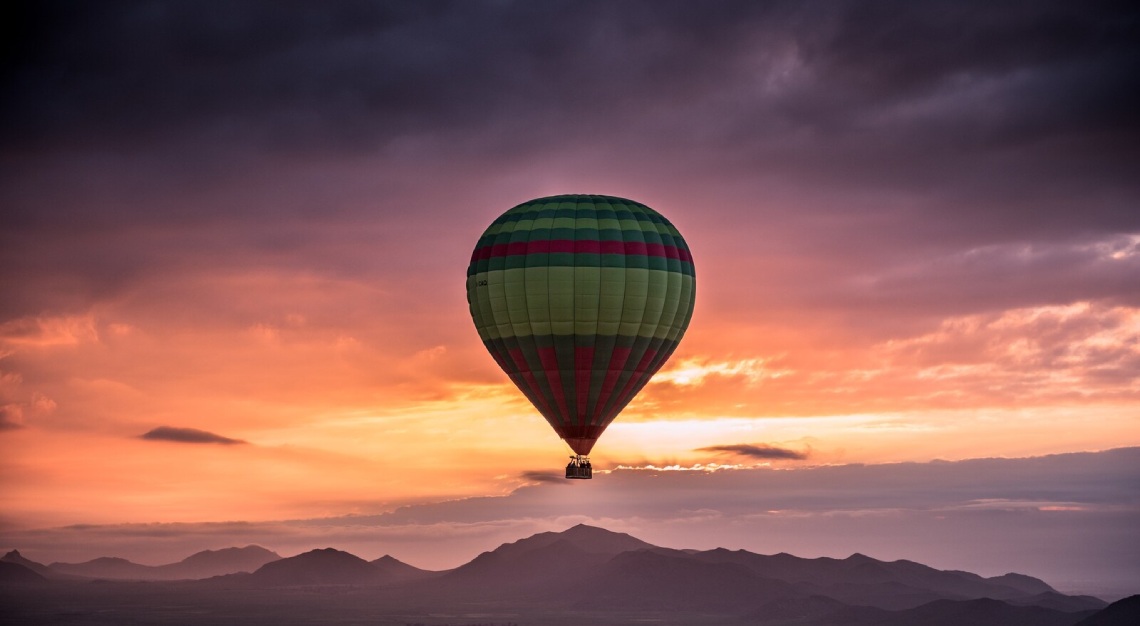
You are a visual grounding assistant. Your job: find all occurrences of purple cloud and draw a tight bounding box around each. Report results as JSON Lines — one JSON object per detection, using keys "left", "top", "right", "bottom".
{"left": 695, "top": 443, "right": 808, "bottom": 460}
{"left": 139, "top": 426, "right": 245, "bottom": 445}
{"left": 519, "top": 470, "right": 567, "bottom": 484}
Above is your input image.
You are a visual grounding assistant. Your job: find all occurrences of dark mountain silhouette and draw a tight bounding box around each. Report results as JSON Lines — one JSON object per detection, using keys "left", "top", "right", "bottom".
{"left": 247, "top": 548, "right": 385, "bottom": 586}
{"left": 457, "top": 522, "right": 656, "bottom": 571}
{"left": 432, "top": 523, "right": 657, "bottom": 598}
{"left": 989, "top": 571, "right": 1058, "bottom": 595}
{"left": 438, "top": 536, "right": 605, "bottom": 599}
{"left": 1075, "top": 594, "right": 1140, "bottom": 626}
{"left": 1, "top": 524, "right": 1127, "bottom": 626}
{"left": 42, "top": 545, "right": 280, "bottom": 580}
{"left": 160, "top": 545, "right": 280, "bottom": 579}
{"left": 686, "top": 546, "right": 1075, "bottom": 610}
{"left": 499, "top": 522, "right": 657, "bottom": 556}
{"left": 412, "top": 525, "right": 1110, "bottom": 618}
{"left": 2, "top": 550, "right": 61, "bottom": 580}
{"left": 0, "top": 561, "right": 46, "bottom": 584}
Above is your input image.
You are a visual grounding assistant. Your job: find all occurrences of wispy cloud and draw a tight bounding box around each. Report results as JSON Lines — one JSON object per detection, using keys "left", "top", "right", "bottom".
{"left": 139, "top": 426, "right": 246, "bottom": 445}
{"left": 880, "top": 301, "right": 1140, "bottom": 399}
{"left": 695, "top": 443, "right": 808, "bottom": 460}
{"left": 651, "top": 357, "right": 793, "bottom": 387}
{"left": 0, "top": 389, "right": 56, "bottom": 432}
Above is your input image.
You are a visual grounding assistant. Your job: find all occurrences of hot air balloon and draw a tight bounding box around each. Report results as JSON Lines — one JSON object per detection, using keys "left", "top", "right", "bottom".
{"left": 466, "top": 195, "right": 696, "bottom": 479}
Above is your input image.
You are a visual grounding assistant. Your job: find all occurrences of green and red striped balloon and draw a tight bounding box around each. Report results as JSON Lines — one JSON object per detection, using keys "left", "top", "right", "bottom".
{"left": 466, "top": 195, "right": 696, "bottom": 456}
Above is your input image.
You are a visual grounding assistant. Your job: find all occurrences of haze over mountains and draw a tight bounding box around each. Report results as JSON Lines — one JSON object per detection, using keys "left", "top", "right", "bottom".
{"left": 2, "top": 524, "right": 1136, "bottom": 625}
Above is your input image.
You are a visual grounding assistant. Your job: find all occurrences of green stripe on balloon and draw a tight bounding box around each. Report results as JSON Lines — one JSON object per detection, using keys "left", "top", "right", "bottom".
{"left": 468, "top": 267, "right": 693, "bottom": 339}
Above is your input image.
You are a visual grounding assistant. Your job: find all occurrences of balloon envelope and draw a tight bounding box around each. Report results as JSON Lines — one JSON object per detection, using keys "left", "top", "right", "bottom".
{"left": 466, "top": 195, "right": 695, "bottom": 455}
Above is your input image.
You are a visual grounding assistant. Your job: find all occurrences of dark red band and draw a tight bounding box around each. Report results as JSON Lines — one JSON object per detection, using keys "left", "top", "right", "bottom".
{"left": 472, "top": 239, "right": 692, "bottom": 263}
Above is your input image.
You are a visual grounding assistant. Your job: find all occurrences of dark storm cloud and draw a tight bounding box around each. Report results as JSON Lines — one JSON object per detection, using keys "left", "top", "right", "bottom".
{"left": 2, "top": 0, "right": 1135, "bottom": 239}
{"left": 695, "top": 443, "right": 808, "bottom": 460}
{"left": 4, "top": 1, "right": 1136, "bottom": 159}
{"left": 5, "top": 0, "right": 729, "bottom": 149}
{"left": 139, "top": 426, "right": 246, "bottom": 445}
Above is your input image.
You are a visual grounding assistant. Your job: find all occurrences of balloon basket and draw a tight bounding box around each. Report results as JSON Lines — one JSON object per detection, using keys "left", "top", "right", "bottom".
{"left": 566, "top": 455, "right": 592, "bottom": 479}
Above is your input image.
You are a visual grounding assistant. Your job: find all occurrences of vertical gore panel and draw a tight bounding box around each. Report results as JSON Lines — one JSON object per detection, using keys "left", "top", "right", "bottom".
{"left": 524, "top": 266, "right": 550, "bottom": 337}
{"left": 537, "top": 346, "right": 568, "bottom": 423}
{"left": 597, "top": 334, "right": 653, "bottom": 424}
{"left": 655, "top": 271, "right": 683, "bottom": 339}
{"left": 597, "top": 266, "right": 626, "bottom": 335}
{"left": 619, "top": 267, "right": 649, "bottom": 337}
{"left": 586, "top": 333, "right": 617, "bottom": 422}
{"left": 595, "top": 343, "right": 633, "bottom": 425}
{"left": 548, "top": 266, "right": 574, "bottom": 335}
{"left": 573, "top": 344, "right": 594, "bottom": 428}
{"left": 554, "top": 333, "right": 578, "bottom": 427}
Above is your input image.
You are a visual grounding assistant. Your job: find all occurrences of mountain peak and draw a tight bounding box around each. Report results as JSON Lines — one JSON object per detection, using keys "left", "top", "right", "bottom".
{"left": 369, "top": 554, "right": 435, "bottom": 581}
{"left": 471, "top": 523, "right": 656, "bottom": 563}
{"left": 443, "top": 524, "right": 659, "bottom": 590}
{"left": 987, "top": 572, "right": 1056, "bottom": 595}
{"left": 2, "top": 550, "right": 48, "bottom": 570}
{"left": 249, "top": 547, "right": 379, "bottom": 586}
{"left": 2, "top": 550, "right": 36, "bottom": 566}
{"left": 180, "top": 545, "right": 278, "bottom": 562}
{"left": 3, "top": 550, "right": 69, "bottom": 580}
{"left": 553, "top": 524, "right": 658, "bottom": 552}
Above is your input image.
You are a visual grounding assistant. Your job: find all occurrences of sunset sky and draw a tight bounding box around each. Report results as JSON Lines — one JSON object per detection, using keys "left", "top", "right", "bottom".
{"left": 2, "top": 0, "right": 1138, "bottom": 596}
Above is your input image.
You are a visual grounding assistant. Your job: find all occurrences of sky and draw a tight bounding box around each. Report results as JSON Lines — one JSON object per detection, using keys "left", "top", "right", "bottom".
{"left": 1, "top": 0, "right": 1138, "bottom": 596}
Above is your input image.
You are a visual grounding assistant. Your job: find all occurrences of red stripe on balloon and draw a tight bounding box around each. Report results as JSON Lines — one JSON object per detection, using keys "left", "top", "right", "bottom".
{"left": 595, "top": 347, "right": 632, "bottom": 424}
{"left": 538, "top": 347, "right": 569, "bottom": 423}
{"left": 575, "top": 346, "right": 594, "bottom": 426}
{"left": 508, "top": 348, "right": 554, "bottom": 417}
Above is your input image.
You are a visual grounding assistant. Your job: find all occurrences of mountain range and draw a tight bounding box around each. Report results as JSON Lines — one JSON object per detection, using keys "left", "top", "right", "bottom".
{"left": 2, "top": 524, "right": 1136, "bottom": 626}
{"left": 4, "top": 545, "right": 281, "bottom": 581}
